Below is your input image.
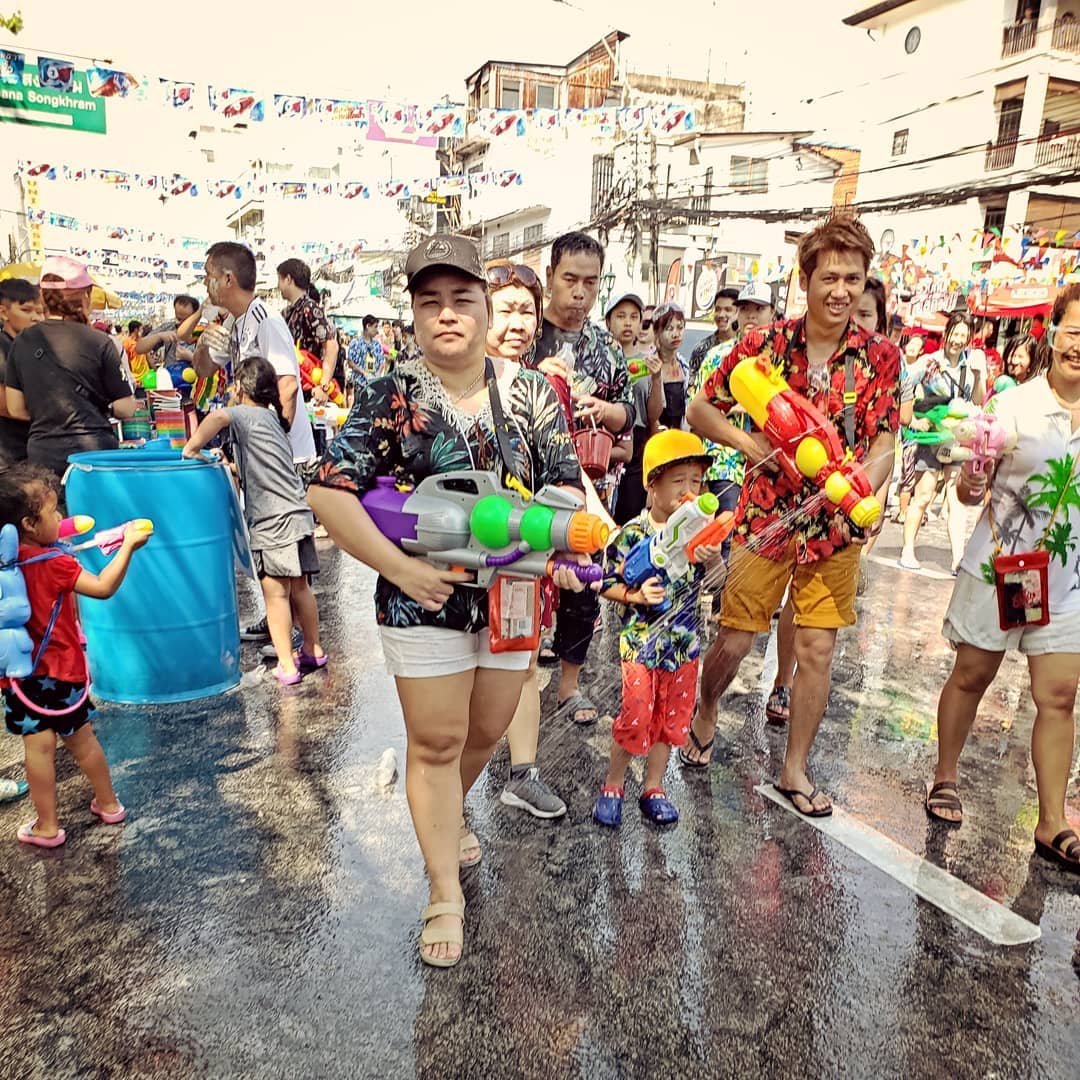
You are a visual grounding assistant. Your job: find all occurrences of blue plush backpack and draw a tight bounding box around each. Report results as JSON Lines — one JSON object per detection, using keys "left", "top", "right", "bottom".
{"left": 0, "top": 522, "right": 89, "bottom": 715}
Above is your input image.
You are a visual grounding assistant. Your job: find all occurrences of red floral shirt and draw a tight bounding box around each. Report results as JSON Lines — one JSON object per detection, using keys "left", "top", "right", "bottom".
{"left": 702, "top": 317, "right": 901, "bottom": 564}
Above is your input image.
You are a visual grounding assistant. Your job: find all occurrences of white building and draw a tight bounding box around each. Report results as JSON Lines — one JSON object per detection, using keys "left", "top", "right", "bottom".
{"left": 843, "top": 0, "right": 1080, "bottom": 253}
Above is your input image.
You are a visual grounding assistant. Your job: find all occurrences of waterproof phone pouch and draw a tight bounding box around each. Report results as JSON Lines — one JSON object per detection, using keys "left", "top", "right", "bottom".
{"left": 993, "top": 550, "right": 1050, "bottom": 631}
{"left": 488, "top": 575, "right": 540, "bottom": 653}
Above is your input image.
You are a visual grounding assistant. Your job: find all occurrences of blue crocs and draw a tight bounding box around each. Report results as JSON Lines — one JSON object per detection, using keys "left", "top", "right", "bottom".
{"left": 593, "top": 786, "right": 624, "bottom": 827}
{"left": 639, "top": 788, "right": 679, "bottom": 825}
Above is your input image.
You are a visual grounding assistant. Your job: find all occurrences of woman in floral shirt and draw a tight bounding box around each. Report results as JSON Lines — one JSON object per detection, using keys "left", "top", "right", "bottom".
{"left": 309, "top": 235, "right": 585, "bottom": 968}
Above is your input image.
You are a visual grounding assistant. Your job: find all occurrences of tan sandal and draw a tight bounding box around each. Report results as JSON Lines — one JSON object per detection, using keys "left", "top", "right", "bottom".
{"left": 459, "top": 829, "right": 482, "bottom": 868}
{"left": 419, "top": 900, "right": 465, "bottom": 968}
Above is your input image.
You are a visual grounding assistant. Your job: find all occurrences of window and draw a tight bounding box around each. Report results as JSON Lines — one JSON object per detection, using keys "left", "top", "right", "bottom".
{"left": 591, "top": 153, "right": 614, "bottom": 216}
{"left": 480, "top": 79, "right": 490, "bottom": 108}
{"left": 690, "top": 166, "right": 713, "bottom": 222}
{"left": 500, "top": 79, "right": 521, "bottom": 109}
{"left": 524, "top": 223, "right": 544, "bottom": 245}
{"left": 891, "top": 128, "right": 909, "bottom": 157}
{"left": 905, "top": 26, "right": 921, "bottom": 54}
{"left": 730, "top": 156, "right": 768, "bottom": 193}
{"left": 983, "top": 205, "right": 1007, "bottom": 232}
{"left": 491, "top": 233, "right": 510, "bottom": 258}
{"left": 535, "top": 83, "right": 556, "bottom": 110}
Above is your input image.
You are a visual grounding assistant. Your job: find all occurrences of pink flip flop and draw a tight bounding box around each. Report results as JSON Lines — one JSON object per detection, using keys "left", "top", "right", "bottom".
{"left": 273, "top": 665, "right": 302, "bottom": 685}
{"left": 90, "top": 798, "right": 126, "bottom": 824}
{"left": 17, "top": 822, "right": 66, "bottom": 848}
{"left": 297, "top": 650, "right": 328, "bottom": 670}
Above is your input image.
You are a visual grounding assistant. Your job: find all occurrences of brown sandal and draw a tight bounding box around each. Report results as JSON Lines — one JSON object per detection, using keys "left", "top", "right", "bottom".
{"left": 925, "top": 780, "right": 963, "bottom": 825}
{"left": 1034, "top": 829, "right": 1080, "bottom": 874}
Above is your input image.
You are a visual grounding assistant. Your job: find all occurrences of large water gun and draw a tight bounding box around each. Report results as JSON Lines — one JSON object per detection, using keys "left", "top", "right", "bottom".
{"left": 904, "top": 399, "right": 976, "bottom": 446}
{"left": 728, "top": 356, "right": 881, "bottom": 529}
{"left": 937, "top": 413, "right": 1017, "bottom": 474}
{"left": 297, "top": 347, "right": 345, "bottom": 407}
{"left": 627, "top": 358, "right": 653, "bottom": 384}
{"left": 621, "top": 492, "right": 736, "bottom": 613}
{"left": 360, "top": 471, "right": 609, "bottom": 587}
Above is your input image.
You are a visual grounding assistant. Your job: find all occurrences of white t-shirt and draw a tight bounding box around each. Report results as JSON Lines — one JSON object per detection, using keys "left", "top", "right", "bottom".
{"left": 960, "top": 376, "right": 1080, "bottom": 613}
{"left": 228, "top": 298, "right": 316, "bottom": 462}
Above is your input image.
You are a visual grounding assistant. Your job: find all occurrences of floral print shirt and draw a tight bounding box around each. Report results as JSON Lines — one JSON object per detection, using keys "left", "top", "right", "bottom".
{"left": 311, "top": 358, "right": 582, "bottom": 632}
{"left": 534, "top": 318, "right": 633, "bottom": 434}
{"left": 693, "top": 337, "right": 745, "bottom": 484}
{"left": 602, "top": 512, "right": 703, "bottom": 671}
{"left": 283, "top": 296, "right": 334, "bottom": 358}
{"left": 345, "top": 336, "right": 385, "bottom": 381}
{"left": 702, "top": 318, "right": 901, "bottom": 564}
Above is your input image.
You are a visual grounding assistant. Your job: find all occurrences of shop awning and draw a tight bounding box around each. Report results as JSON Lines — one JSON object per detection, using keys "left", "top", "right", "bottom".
{"left": 970, "top": 282, "right": 1057, "bottom": 318}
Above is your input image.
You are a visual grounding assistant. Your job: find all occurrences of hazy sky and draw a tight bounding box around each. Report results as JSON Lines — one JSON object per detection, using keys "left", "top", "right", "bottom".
{"left": 3, "top": 0, "right": 877, "bottom": 139}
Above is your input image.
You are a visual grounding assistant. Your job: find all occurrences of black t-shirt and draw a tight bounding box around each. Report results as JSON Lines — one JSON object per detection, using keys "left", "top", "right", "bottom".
{"left": 7, "top": 321, "right": 132, "bottom": 475}
{"left": 0, "top": 329, "right": 30, "bottom": 466}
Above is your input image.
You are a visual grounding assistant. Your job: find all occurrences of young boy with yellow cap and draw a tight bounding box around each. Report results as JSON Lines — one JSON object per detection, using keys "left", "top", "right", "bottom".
{"left": 594, "top": 430, "right": 726, "bottom": 827}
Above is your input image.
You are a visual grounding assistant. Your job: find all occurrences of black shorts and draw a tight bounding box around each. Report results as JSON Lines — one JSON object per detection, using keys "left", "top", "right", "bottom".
{"left": 3, "top": 678, "right": 94, "bottom": 738}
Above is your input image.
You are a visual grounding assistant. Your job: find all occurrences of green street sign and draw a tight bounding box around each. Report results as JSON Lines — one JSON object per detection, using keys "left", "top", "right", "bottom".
{"left": 0, "top": 69, "right": 107, "bottom": 134}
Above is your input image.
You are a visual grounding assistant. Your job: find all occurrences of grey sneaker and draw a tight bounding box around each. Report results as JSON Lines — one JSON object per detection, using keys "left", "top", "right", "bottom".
{"left": 500, "top": 767, "right": 567, "bottom": 819}
{"left": 260, "top": 627, "right": 305, "bottom": 660}
{"left": 241, "top": 616, "right": 270, "bottom": 642}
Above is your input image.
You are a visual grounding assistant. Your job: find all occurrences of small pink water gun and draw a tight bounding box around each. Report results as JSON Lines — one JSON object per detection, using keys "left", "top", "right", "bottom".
{"left": 944, "top": 414, "right": 1017, "bottom": 475}
{"left": 66, "top": 519, "right": 154, "bottom": 556}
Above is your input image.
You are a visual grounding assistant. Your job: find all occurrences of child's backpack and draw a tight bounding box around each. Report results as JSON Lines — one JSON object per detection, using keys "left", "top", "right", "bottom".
{"left": 0, "top": 523, "right": 89, "bottom": 716}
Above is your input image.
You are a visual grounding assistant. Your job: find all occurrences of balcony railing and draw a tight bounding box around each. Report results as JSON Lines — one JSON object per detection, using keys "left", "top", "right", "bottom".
{"left": 1001, "top": 16, "right": 1080, "bottom": 58}
{"left": 985, "top": 140, "right": 1018, "bottom": 171}
{"left": 1035, "top": 127, "right": 1080, "bottom": 170}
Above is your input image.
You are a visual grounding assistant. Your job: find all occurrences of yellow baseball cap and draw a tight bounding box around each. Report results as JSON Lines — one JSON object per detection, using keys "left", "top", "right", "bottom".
{"left": 642, "top": 429, "right": 712, "bottom": 488}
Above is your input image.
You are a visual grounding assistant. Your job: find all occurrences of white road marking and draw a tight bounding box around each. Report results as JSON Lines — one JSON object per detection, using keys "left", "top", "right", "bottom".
{"left": 754, "top": 784, "right": 1041, "bottom": 946}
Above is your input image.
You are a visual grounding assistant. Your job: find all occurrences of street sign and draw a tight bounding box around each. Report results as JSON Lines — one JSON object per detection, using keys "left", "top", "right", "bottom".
{"left": 0, "top": 69, "right": 106, "bottom": 134}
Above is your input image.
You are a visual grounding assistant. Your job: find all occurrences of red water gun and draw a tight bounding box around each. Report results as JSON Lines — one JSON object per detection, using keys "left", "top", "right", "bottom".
{"left": 297, "top": 348, "right": 345, "bottom": 407}
{"left": 728, "top": 356, "right": 881, "bottom": 529}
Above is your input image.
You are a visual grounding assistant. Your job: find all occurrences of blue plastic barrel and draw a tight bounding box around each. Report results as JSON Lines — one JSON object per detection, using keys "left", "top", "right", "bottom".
{"left": 64, "top": 444, "right": 249, "bottom": 704}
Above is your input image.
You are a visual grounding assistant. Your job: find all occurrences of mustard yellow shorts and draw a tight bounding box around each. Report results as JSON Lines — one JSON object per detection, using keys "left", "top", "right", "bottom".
{"left": 719, "top": 541, "right": 861, "bottom": 633}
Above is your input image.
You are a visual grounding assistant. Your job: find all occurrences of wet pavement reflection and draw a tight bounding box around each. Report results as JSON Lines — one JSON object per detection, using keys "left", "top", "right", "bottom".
{"left": 1, "top": 517, "right": 1078, "bottom": 1078}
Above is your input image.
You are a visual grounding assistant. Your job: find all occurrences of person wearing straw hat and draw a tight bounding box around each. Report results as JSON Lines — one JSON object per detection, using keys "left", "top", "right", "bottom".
{"left": 682, "top": 216, "right": 900, "bottom": 817}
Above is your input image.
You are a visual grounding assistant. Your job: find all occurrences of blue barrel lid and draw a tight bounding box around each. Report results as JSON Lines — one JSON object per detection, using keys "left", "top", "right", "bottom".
{"left": 66, "top": 441, "right": 212, "bottom": 470}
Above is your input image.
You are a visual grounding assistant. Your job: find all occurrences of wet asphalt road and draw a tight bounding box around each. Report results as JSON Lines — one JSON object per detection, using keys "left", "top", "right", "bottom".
{"left": 0, "top": 514, "right": 1078, "bottom": 1079}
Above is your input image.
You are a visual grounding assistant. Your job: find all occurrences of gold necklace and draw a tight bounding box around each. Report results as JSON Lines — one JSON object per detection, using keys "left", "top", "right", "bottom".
{"left": 425, "top": 362, "right": 486, "bottom": 404}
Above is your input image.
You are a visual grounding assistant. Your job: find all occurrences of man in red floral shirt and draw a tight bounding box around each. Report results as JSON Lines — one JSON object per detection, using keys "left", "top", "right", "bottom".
{"left": 683, "top": 216, "right": 900, "bottom": 816}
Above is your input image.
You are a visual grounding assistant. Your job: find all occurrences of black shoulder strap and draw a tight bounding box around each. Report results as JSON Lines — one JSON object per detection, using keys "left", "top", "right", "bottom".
{"left": 32, "top": 326, "right": 111, "bottom": 414}
{"left": 485, "top": 356, "right": 521, "bottom": 489}
{"left": 843, "top": 351, "right": 856, "bottom": 450}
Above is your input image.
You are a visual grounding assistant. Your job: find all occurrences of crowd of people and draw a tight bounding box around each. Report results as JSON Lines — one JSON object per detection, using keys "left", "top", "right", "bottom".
{"left": 1, "top": 213, "right": 1078, "bottom": 969}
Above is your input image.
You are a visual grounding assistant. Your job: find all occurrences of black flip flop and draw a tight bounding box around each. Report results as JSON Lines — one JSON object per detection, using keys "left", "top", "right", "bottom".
{"left": 774, "top": 784, "right": 833, "bottom": 818}
{"left": 1034, "top": 829, "right": 1080, "bottom": 875}
{"left": 678, "top": 728, "right": 713, "bottom": 769}
{"left": 925, "top": 780, "right": 963, "bottom": 826}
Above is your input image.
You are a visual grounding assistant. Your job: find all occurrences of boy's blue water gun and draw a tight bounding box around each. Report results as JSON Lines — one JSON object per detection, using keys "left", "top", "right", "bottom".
{"left": 620, "top": 493, "right": 734, "bottom": 614}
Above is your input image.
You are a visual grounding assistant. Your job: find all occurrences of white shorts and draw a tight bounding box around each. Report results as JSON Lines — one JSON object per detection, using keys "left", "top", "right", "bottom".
{"left": 378, "top": 625, "right": 532, "bottom": 679}
{"left": 943, "top": 570, "right": 1080, "bottom": 656}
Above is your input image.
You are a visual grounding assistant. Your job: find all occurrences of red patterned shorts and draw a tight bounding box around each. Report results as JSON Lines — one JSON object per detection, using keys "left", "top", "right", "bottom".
{"left": 612, "top": 659, "right": 699, "bottom": 756}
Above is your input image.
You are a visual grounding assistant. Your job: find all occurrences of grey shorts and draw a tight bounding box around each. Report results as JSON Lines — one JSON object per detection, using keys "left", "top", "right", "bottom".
{"left": 253, "top": 535, "right": 320, "bottom": 579}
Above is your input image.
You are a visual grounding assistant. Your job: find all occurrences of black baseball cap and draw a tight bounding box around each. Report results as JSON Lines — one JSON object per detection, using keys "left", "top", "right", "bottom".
{"left": 405, "top": 234, "right": 486, "bottom": 293}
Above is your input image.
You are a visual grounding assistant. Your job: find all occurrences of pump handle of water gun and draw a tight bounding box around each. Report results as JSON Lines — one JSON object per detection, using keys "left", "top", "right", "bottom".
{"left": 684, "top": 511, "right": 737, "bottom": 563}
{"left": 546, "top": 559, "right": 604, "bottom": 584}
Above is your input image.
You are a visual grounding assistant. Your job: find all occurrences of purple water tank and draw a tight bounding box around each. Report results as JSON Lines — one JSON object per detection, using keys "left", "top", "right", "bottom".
{"left": 361, "top": 477, "right": 418, "bottom": 545}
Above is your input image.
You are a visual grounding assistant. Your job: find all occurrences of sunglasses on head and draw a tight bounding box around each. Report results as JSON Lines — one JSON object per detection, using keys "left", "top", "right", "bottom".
{"left": 486, "top": 263, "right": 539, "bottom": 289}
